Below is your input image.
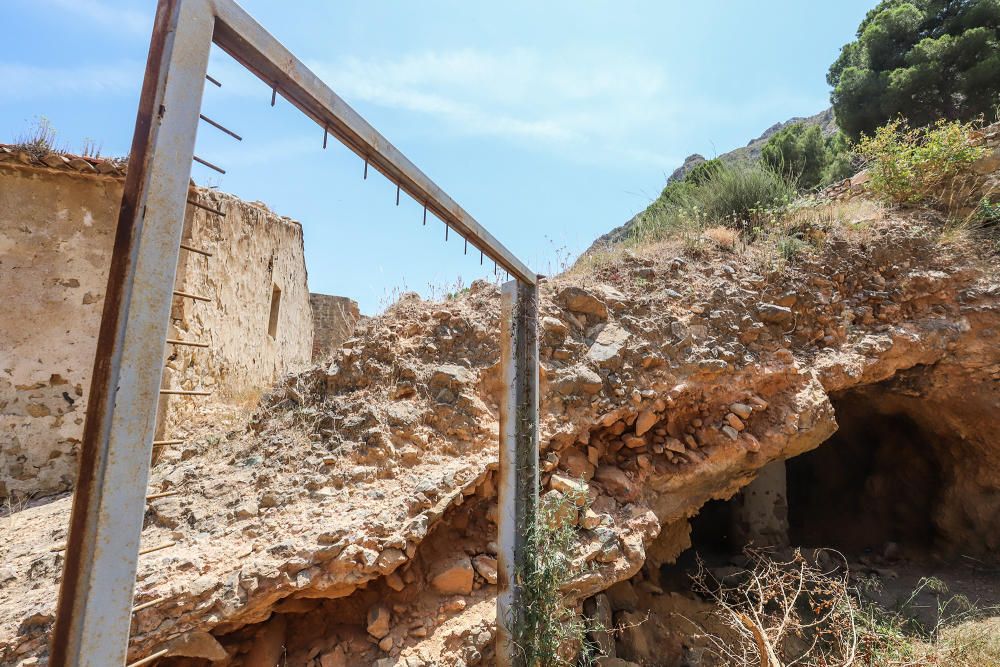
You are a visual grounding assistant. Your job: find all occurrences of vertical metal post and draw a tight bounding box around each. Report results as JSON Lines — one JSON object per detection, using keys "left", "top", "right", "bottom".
{"left": 50, "top": 1, "right": 214, "bottom": 665}
{"left": 497, "top": 279, "right": 540, "bottom": 666}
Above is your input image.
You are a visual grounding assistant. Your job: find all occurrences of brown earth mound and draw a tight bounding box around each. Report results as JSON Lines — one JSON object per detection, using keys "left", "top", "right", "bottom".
{"left": 1, "top": 195, "right": 998, "bottom": 666}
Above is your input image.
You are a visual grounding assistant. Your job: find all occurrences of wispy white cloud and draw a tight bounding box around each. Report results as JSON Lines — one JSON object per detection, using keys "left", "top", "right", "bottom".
{"left": 203, "top": 47, "right": 823, "bottom": 172}
{"left": 0, "top": 61, "right": 141, "bottom": 101}
{"left": 301, "top": 48, "right": 686, "bottom": 168}
{"left": 38, "top": 0, "right": 151, "bottom": 37}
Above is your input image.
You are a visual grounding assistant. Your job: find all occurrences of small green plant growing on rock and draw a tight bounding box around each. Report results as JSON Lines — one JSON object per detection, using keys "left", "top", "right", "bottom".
{"left": 516, "top": 485, "right": 602, "bottom": 666}
{"left": 856, "top": 118, "right": 986, "bottom": 209}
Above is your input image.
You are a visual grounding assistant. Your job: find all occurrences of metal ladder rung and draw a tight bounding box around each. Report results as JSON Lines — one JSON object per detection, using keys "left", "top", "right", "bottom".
{"left": 171, "top": 289, "right": 212, "bottom": 302}
{"left": 179, "top": 242, "right": 213, "bottom": 257}
{"left": 126, "top": 649, "right": 169, "bottom": 667}
{"left": 132, "top": 596, "right": 169, "bottom": 614}
{"left": 159, "top": 389, "right": 212, "bottom": 396}
{"left": 145, "top": 490, "right": 180, "bottom": 501}
{"left": 186, "top": 198, "right": 226, "bottom": 217}
{"left": 166, "top": 338, "right": 209, "bottom": 348}
{"left": 53, "top": 540, "right": 174, "bottom": 556}
{"left": 152, "top": 439, "right": 184, "bottom": 447}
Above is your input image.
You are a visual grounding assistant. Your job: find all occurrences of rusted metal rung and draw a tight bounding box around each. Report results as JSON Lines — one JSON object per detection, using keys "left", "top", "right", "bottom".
{"left": 126, "top": 648, "right": 169, "bottom": 667}
{"left": 152, "top": 439, "right": 185, "bottom": 447}
{"left": 132, "top": 596, "right": 169, "bottom": 614}
{"left": 159, "top": 389, "right": 212, "bottom": 396}
{"left": 186, "top": 198, "right": 226, "bottom": 217}
{"left": 172, "top": 289, "right": 212, "bottom": 302}
{"left": 205, "top": 73, "right": 222, "bottom": 87}
{"left": 146, "top": 490, "right": 180, "bottom": 501}
{"left": 53, "top": 540, "right": 174, "bottom": 556}
{"left": 199, "top": 113, "right": 243, "bottom": 141}
{"left": 166, "top": 338, "right": 209, "bottom": 348}
{"left": 139, "top": 541, "right": 175, "bottom": 556}
{"left": 179, "top": 242, "right": 214, "bottom": 256}
{"left": 193, "top": 155, "right": 226, "bottom": 174}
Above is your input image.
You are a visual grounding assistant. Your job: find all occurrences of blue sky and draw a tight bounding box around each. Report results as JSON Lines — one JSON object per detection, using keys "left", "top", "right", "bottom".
{"left": 2, "top": 0, "right": 875, "bottom": 313}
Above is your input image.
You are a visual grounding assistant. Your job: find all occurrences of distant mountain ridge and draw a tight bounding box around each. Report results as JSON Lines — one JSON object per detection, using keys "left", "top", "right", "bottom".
{"left": 592, "top": 108, "right": 838, "bottom": 248}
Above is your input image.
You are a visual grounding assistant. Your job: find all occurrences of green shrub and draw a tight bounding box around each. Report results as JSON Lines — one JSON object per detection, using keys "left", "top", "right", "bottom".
{"left": 517, "top": 487, "right": 598, "bottom": 666}
{"left": 856, "top": 118, "right": 986, "bottom": 207}
{"left": 761, "top": 123, "right": 857, "bottom": 190}
{"left": 820, "top": 130, "right": 857, "bottom": 185}
{"left": 629, "top": 162, "right": 794, "bottom": 245}
{"left": 691, "top": 162, "right": 795, "bottom": 229}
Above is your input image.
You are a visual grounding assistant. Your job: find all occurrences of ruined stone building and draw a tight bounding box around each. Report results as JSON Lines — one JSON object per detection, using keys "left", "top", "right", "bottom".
{"left": 0, "top": 146, "right": 358, "bottom": 500}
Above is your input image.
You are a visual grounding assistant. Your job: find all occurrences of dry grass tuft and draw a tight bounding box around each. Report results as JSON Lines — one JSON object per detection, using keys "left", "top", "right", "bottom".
{"left": 701, "top": 226, "right": 740, "bottom": 251}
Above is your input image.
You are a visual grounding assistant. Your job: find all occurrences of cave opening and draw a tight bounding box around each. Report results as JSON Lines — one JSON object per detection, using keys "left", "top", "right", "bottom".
{"left": 787, "top": 389, "right": 946, "bottom": 560}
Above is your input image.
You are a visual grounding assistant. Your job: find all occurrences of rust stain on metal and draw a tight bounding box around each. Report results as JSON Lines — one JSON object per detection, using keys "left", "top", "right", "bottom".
{"left": 50, "top": 3, "right": 179, "bottom": 664}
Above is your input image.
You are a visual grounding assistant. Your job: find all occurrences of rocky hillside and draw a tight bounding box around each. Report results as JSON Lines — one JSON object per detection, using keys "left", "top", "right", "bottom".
{"left": 595, "top": 108, "right": 838, "bottom": 247}
{"left": 2, "top": 171, "right": 998, "bottom": 665}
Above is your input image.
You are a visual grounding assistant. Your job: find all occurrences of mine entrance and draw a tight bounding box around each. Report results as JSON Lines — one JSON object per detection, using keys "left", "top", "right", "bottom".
{"left": 787, "top": 389, "right": 945, "bottom": 560}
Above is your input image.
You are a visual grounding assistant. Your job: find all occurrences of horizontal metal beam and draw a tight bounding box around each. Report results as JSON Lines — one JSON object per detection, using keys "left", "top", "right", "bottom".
{"left": 210, "top": 1, "right": 536, "bottom": 285}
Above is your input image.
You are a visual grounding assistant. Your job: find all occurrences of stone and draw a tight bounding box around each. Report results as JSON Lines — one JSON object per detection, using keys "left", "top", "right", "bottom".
{"left": 428, "top": 554, "right": 474, "bottom": 595}
{"left": 67, "top": 157, "right": 97, "bottom": 173}
{"left": 555, "top": 365, "right": 603, "bottom": 396}
{"left": 541, "top": 315, "right": 570, "bottom": 338}
{"left": 634, "top": 410, "right": 657, "bottom": 437}
{"left": 443, "top": 597, "right": 467, "bottom": 612}
{"left": 542, "top": 489, "right": 579, "bottom": 528}
{"left": 429, "top": 364, "right": 473, "bottom": 390}
{"left": 472, "top": 555, "right": 498, "bottom": 584}
{"left": 721, "top": 425, "right": 739, "bottom": 441}
{"left": 41, "top": 154, "right": 67, "bottom": 168}
{"left": 378, "top": 635, "right": 394, "bottom": 652}
{"left": 725, "top": 413, "right": 746, "bottom": 431}
{"left": 588, "top": 324, "right": 630, "bottom": 367}
{"left": 594, "top": 465, "right": 634, "bottom": 497}
{"left": 580, "top": 508, "right": 602, "bottom": 529}
{"left": 757, "top": 303, "right": 794, "bottom": 325}
{"left": 367, "top": 603, "right": 392, "bottom": 639}
{"left": 664, "top": 437, "right": 686, "bottom": 453}
{"left": 560, "top": 447, "right": 596, "bottom": 480}
{"left": 550, "top": 474, "right": 589, "bottom": 503}
{"left": 730, "top": 402, "right": 753, "bottom": 419}
{"left": 320, "top": 648, "right": 347, "bottom": 667}
{"left": 623, "top": 435, "right": 646, "bottom": 449}
{"left": 386, "top": 572, "right": 405, "bottom": 591}
{"left": 376, "top": 547, "right": 407, "bottom": 573}
{"left": 605, "top": 580, "right": 639, "bottom": 612}
{"left": 557, "top": 286, "right": 609, "bottom": 319}
{"left": 163, "top": 630, "right": 227, "bottom": 661}
{"left": 971, "top": 147, "right": 1000, "bottom": 175}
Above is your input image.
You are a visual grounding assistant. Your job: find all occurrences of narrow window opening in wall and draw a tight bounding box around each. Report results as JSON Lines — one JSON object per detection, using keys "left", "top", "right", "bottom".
{"left": 268, "top": 284, "right": 281, "bottom": 339}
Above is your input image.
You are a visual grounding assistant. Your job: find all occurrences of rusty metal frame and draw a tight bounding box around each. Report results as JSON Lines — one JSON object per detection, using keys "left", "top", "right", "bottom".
{"left": 51, "top": 1, "right": 539, "bottom": 665}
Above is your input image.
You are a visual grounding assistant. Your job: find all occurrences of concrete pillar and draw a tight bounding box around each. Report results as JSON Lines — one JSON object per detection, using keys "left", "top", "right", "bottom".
{"left": 732, "top": 460, "right": 789, "bottom": 548}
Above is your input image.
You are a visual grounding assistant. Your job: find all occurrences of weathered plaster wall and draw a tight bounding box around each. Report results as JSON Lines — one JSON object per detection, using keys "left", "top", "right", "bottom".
{"left": 309, "top": 293, "right": 360, "bottom": 362}
{"left": 0, "top": 162, "right": 314, "bottom": 498}
{"left": 165, "top": 192, "right": 314, "bottom": 401}
{"left": 0, "top": 164, "right": 122, "bottom": 497}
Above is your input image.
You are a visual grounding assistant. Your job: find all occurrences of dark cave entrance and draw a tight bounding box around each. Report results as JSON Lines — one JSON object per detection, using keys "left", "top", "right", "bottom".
{"left": 786, "top": 389, "right": 946, "bottom": 558}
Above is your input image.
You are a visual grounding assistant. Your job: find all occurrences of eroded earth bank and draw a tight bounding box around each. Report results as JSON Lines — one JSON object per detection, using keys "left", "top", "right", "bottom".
{"left": 2, "top": 198, "right": 999, "bottom": 666}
